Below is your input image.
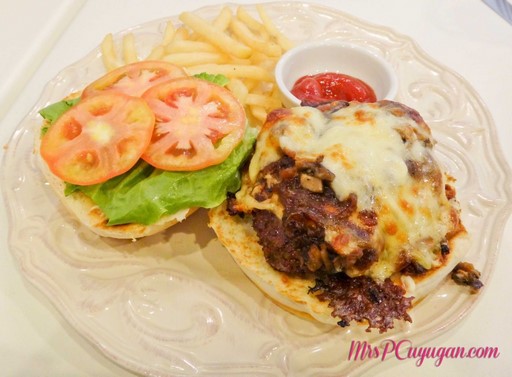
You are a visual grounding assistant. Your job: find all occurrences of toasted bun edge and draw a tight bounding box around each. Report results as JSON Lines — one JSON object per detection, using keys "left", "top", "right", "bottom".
{"left": 208, "top": 203, "right": 470, "bottom": 327}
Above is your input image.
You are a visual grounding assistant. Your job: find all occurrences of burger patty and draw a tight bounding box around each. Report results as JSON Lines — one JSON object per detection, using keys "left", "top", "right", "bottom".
{"left": 228, "top": 155, "right": 413, "bottom": 332}
{"left": 248, "top": 155, "right": 376, "bottom": 275}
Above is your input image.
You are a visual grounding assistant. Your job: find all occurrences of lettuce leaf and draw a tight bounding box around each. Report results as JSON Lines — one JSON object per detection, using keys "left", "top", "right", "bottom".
{"left": 65, "top": 127, "right": 256, "bottom": 225}
{"left": 39, "top": 97, "right": 80, "bottom": 123}
{"left": 39, "top": 97, "right": 80, "bottom": 135}
{"left": 193, "top": 72, "right": 229, "bottom": 86}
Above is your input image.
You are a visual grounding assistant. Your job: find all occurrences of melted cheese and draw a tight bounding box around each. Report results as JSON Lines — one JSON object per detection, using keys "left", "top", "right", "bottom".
{"left": 239, "top": 103, "right": 458, "bottom": 281}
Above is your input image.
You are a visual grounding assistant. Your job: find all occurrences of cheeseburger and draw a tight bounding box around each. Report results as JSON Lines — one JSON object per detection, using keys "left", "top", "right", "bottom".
{"left": 209, "top": 100, "right": 480, "bottom": 333}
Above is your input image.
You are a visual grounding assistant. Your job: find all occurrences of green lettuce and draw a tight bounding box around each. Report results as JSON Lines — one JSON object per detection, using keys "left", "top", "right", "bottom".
{"left": 193, "top": 72, "right": 229, "bottom": 86}
{"left": 65, "top": 128, "right": 256, "bottom": 225}
{"left": 39, "top": 97, "right": 80, "bottom": 135}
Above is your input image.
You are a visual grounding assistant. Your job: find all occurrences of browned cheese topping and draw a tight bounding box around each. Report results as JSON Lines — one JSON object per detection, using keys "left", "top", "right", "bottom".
{"left": 227, "top": 100, "right": 474, "bottom": 332}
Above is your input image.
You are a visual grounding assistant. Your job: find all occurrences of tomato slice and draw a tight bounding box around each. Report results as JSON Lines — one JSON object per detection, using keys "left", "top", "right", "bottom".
{"left": 40, "top": 92, "right": 155, "bottom": 185}
{"left": 82, "top": 61, "right": 187, "bottom": 98}
{"left": 141, "top": 77, "right": 246, "bottom": 171}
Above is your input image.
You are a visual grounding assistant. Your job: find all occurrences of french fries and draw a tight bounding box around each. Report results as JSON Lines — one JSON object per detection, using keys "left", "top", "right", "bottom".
{"left": 185, "top": 64, "right": 273, "bottom": 81}
{"left": 122, "top": 34, "right": 138, "bottom": 64}
{"left": 212, "top": 6, "right": 233, "bottom": 31}
{"left": 100, "top": 5, "right": 293, "bottom": 126}
{"left": 163, "top": 52, "right": 226, "bottom": 67}
{"left": 179, "top": 12, "right": 253, "bottom": 59}
{"left": 100, "top": 33, "right": 120, "bottom": 71}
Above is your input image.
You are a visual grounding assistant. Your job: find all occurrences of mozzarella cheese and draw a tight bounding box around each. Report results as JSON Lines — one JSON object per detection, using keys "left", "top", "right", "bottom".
{"left": 238, "top": 102, "right": 461, "bottom": 281}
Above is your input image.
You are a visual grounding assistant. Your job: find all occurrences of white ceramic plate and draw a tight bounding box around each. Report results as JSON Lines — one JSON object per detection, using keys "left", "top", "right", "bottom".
{"left": 3, "top": 2, "right": 512, "bottom": 376}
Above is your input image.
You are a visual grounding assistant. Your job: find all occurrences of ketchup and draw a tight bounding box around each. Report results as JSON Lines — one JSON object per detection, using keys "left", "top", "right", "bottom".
{"left": 291, "top": 72, "right": 377, "bottom": 104}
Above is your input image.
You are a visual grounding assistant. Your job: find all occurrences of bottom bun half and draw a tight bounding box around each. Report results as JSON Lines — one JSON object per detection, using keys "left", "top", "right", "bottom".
{"left": 36, "top": 139, "right": 195, "bottom": 239}
{"left": 208, "top": 203, "right": 469, "bottom": 328}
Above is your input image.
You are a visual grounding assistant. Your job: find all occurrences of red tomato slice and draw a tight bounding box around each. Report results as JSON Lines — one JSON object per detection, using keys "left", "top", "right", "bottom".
{"left": 141, "top": 77, "right": 246, "bottom": 171}
{"left": 82, "top": 61, "right": 187, "bottom": 98}
{"left": 40, "top": 92, "right": 155, "bottom": 185}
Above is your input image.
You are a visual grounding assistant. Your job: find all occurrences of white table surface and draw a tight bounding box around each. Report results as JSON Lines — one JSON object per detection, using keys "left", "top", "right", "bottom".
{"left": 1, "top": 0, "right": 511, "bottom": 376}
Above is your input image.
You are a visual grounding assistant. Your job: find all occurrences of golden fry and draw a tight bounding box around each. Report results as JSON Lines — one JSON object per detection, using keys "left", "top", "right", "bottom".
{"left": 145, "top": 21, "right": 176, "bottom": 60}
{"left": 179, "top": 12, "right": 252, "bottom": 59}
{"left": 161, "top": 21, "right": 176, "bottom": 46}
{"left": 249, "top": 105, "right": 268, "bottom": 124}
{"left": 186, "top": 64, "right": 273, "bottom": 81}
{"left": 256, "top": 4, "right": 294, "bottom": 51}
{"left": 236, "top": 6, "right": 266, "bottom": 33}
{"left": 100, "top": 33, "right": 120, "bottom": 71}
{"left": 213, "top": 6, "right": 233, "bottom": 31}
{"left": 165, "top": 40, "right": 218, "bottom": 54}
{"left": 230, "top": 19, "right": 281, "bottom": 57}
{"left": 163, "top": 52, "right": 226, "bottom": 66}
{"left": 226, "top": 78, "right": 249, "bottom": 104}
{"left": 122, "top": 33, "right": 138, "bottom": 64}
{"left": 146, "top": 45, "right": 165, "bottom": 60}
{"left": 174, "top": 26, "right": 191, "bottom": 41}
{"left": 246, "top": 93, "right": 281, "bottom": 110}
{"left": 242, "top": 79, "right": 258, "bottom": 92}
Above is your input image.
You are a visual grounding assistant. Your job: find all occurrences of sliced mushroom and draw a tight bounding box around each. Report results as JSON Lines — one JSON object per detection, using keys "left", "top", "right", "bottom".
{"left": 300, "top": 173, "right": 323, "bottom": 193}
